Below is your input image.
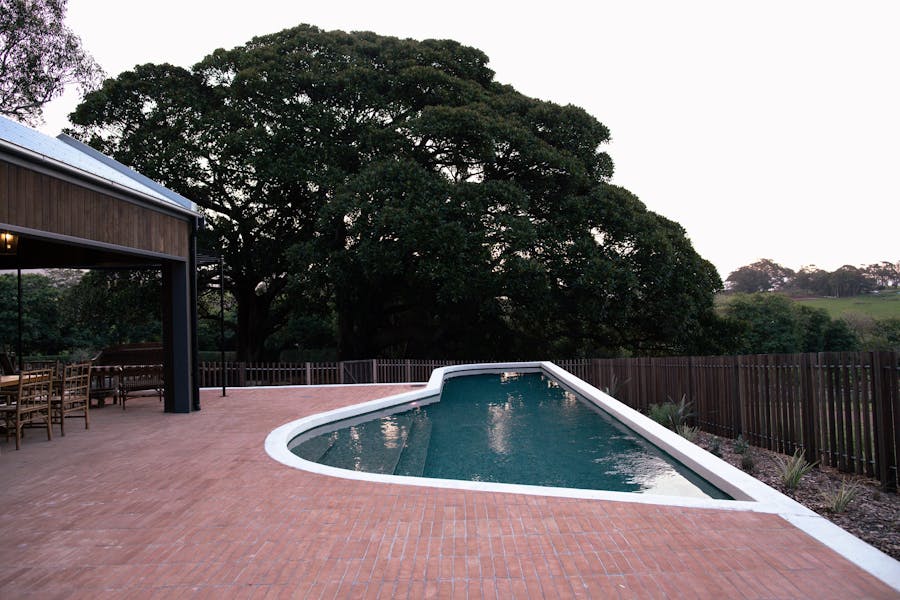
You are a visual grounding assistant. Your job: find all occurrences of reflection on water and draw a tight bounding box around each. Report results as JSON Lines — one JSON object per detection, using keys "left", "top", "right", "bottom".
{"left": 487, "top": 401, "right": 512, "bottom": 455}
{"left": 380, "top": 418, "right": 402, "bottom": 449}
{"left": 292, "top": 372, "right": 729, "bottom": 499}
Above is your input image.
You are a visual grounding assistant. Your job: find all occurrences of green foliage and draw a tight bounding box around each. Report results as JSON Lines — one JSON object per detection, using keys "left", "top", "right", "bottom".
{"left": 707, "top": 437, "right": 722, "bottom": 457}
{"left": 0, "top": 0, "right": 102, "bottom": 125}
{"left": 775, "top": 449, "right": 817, "bottom": 491}
{"left": 648, "top": 402, "right": 678, "bottom": 428}
{"left": 732, "top": 435, "right": 749, "bottom": 454}
{"left": 69, "top": 24, "right": 724, "bottom": 361}
{"left": 676, "top": 424, "right": 700, "bottom": 442}
{"left": 726, "top": 259, "right": 794, "bottom": 293}
{"left": 868, "top": 317, "right": 900, "bottom": 351}
{"left": 648, "top": 395, "right": 693, "bottom": 431}
{"left": 62, "top": 270, "right": 162, "bottom": 348}
{"left": 727, "top": 259, "right": 896, "bottom": 298}
{"left": 0, "top": 270, "right": 163, "bottom": 360}
{"left": 821, "top": 478, "right": 861, "bottom": 513}
{"left": 0, "top": 273, "right": 65, "bottom": 355}
{"left": 721, "top": 293, "right": 859, "bottom": 354}
{"left": 740, "top": 451, "right": 755, "bottom": 472}
{"left": 601, "top": 374, "right": 628, "bottom": 398}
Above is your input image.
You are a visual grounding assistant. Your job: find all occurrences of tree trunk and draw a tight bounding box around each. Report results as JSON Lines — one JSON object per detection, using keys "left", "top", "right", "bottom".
{"left": 234, "top": 286, "right": 272, "bottom": 362}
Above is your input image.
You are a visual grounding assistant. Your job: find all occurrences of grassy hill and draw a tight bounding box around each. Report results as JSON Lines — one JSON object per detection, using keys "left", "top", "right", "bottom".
{"left": 794, "top": 292, "right": 900, "bottom": 320}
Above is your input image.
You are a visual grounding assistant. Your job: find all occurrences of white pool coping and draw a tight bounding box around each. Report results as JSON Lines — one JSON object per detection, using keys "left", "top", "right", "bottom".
{"left": 263, "top": 361, "right": 900, "bottom": 591}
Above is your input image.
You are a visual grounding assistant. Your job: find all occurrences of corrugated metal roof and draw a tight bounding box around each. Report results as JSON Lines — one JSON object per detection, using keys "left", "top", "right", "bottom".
{"left": 0, "top": 115, "right": 198, "bottom": 214}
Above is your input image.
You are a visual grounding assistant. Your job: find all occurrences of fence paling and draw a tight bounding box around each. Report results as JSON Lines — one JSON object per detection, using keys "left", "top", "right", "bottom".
{"left": 586, "top": 352, "right": 897, "bottom": 491}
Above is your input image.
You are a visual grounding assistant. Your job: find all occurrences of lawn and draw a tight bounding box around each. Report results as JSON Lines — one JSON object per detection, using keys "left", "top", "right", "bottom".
{"left": 795, "top": 292, "right": 900, "bottom": 320}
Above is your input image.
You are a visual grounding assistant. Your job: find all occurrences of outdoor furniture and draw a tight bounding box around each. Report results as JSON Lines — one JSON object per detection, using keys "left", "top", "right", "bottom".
{"left": 90, "top": 365, "right": 122, "bottom": 408}
{"left": 91, "top": 344, "right": 164, "bottom": 409}
{"left": 0, "top": 368, "right": 54, "bottom": 450}
{"left": 51, "top": 362, "right": 91, "bottom": 436}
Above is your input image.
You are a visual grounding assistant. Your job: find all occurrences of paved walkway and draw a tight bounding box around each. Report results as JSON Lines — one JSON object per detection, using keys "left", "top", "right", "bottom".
{"left": 1, "top": 386, "right": 896, "bottom": 599}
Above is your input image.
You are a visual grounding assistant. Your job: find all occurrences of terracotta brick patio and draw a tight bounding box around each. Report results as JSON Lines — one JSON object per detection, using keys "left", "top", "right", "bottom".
{"left": 1, "top": 386, "right": 896, "bottom": 598}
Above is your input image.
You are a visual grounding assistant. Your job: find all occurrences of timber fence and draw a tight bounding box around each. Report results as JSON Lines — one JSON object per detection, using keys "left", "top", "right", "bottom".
{"left": 197, "top": 359, "right": 474, "bottom": 387}
{"left": 199, "top": 352, "right": 899, "bottom": 490}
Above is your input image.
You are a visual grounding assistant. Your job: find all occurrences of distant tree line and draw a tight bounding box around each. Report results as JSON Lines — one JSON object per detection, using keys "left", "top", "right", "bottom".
{"left": 725, "top": 258, "right": 899, "bottom": 297}
{"left": 720, "top": 259, "right": 900, "bottom": 354}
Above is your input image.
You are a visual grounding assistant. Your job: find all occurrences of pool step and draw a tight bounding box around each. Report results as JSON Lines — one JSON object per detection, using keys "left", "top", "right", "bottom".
{"left": 290, "top": 432, "right": 336, "bottom": 463}
{"left": 394, "top": 413, "right": 432, "bottom": 477}
{"left": 318, "top": 415, "right": 412, "bottom": 475}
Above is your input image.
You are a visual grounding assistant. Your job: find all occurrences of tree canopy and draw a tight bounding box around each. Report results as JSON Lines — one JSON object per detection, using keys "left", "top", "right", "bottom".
{"left": 69, "top": 24, "right": 723, "bottom": 360}
{"left": 0, "top": 0, "right": 102, "bottom": 125}
{"left": 0, "top": 270, "right": 161, "bottom": 360}
{"left": 721, "top": 293, "right": 858, "bottom": 354}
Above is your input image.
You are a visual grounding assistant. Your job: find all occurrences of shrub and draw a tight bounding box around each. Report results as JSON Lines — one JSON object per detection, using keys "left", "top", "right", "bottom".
{"left": 647, "top": 395, "right": 693, "bottom": 431}
{"left": 740, "top": 451, "right": 755, "bottom": 472}
{"left": 822, "top": 478, "right": 861, "bottom": 513}
{"left": 732, "top": 435, "right": 749, "bottom": 454}
{"left": 775, "top": 449, "right": 817, "bottom": 490}
{"left": 648, "top": 402, "right": 677, "bottom": 428}
{"left": 601, "top": 374, "right": 629, "bottom": 398}
{"left": 708, "top": 437, "right": 722, "bottom": 457}
{"left": 676, "top": 424, "right": 700, "bottom": 442}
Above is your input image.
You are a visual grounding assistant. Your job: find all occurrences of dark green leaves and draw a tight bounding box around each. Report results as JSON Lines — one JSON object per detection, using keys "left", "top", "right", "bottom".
{"left": 69, "top": 24, "right": 722, "bottom": 360}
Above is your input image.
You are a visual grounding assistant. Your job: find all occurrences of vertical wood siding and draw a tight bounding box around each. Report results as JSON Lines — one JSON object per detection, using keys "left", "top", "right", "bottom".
{"left": 0, "top": 161, "right": 190, "bottom": 258}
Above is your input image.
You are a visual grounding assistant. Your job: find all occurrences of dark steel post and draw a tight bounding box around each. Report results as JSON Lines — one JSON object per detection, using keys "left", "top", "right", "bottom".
{"left": 220, "top": 256, "right": 226, "bottom": 397}
{"left": 17, "top": 266, "right": 22, "bottom": 372}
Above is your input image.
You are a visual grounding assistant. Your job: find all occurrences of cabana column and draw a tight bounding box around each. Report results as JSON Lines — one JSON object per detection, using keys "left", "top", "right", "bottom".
{"left": 162, "top": 260, "right": 193, "bottom": 413}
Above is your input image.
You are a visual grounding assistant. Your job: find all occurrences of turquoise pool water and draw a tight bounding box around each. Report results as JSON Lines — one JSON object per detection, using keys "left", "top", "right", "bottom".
{"left": 290, "top": 372, "right": 729, "bottom": 499}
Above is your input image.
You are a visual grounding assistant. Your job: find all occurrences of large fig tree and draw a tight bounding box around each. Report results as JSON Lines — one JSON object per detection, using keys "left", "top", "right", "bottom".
{"left": 70, "top": 25, "right": 721, "bottom": 360}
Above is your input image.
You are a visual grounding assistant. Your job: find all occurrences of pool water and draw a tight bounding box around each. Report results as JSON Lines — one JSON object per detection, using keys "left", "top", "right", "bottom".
{"left": 290, "top": 372, "right": 729, "bottom": 499}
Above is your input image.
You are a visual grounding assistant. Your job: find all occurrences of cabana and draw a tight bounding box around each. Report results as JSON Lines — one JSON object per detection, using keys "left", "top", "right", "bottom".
{"left": 0, "top": 116, "right": 203, "bottom": 413}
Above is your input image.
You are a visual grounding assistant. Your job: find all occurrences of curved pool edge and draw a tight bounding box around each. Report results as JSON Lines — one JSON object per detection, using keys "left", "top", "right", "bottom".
{"left": 263, "top": 361, "right": 900, "bottom": 592}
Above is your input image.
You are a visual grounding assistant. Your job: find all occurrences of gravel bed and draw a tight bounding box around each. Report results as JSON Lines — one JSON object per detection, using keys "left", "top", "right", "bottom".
{"left": 695, "top": 431, "right": 900, "bottom": 560}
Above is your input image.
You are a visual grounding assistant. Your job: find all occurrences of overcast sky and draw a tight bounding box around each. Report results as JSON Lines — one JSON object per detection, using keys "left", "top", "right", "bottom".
{"left": 37, "top": 0, "right": 899, "bottom": 279}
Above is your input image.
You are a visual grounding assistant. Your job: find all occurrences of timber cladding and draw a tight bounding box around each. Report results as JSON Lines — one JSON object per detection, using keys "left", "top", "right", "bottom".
{"left": 0, "top": 160, "right": 190, "bottom": 259}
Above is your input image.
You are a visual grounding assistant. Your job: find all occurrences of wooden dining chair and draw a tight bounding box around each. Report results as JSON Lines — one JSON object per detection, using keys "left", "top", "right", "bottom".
{"left": 1, "top": 368, "right": 54, "bottom": 450}
{"left": 52, "top": 362, "right": 92, "bottom": 436}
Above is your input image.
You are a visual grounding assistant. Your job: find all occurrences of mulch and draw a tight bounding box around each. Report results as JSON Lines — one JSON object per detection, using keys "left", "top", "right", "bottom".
{"left": 695, "top": 431, "right": 900, "bottom": 560}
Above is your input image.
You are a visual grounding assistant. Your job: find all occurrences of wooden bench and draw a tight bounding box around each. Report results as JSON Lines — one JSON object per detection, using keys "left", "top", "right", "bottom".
{"left": 91, "top": 343, "right": 164, "bottom": 409}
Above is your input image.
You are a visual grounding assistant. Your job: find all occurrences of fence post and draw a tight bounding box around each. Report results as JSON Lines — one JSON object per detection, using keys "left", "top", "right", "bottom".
{"left": 799, "top": 353, "right": 818, "bottom": 463}
{"left": 872, "top": 351, "right": 898, "bottom": 491}
{"left": 339, "top": 361, "right": 345, "bottom": 384}
{"left": 238, "top": 362, "right": 247, "bottom": 387}
{"left": 372, "top": 359, "right": 378, "bottom": 384}
{"left": 405, "top": 359, "right": 411, "bottom": 383}
{"left": 734, "top": 355, "right": 745, "bottom": 437}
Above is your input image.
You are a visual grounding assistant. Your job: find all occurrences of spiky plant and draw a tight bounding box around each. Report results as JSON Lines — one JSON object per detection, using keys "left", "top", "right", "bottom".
{"left": 822, "top": 478, "right": 861, "bottom": 513}
{"left": 775, "top": 449, "right": 817, "bottom": 491}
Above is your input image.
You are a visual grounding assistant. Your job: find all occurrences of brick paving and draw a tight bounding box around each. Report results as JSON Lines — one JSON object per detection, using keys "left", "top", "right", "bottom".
{"left": 1, "top": 386, "right": 896, "bottom": 599}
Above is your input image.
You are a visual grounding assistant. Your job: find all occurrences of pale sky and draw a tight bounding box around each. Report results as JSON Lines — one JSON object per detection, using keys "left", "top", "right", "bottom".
{"left": 38, "top": 0, "right": 899, "bottom": 280}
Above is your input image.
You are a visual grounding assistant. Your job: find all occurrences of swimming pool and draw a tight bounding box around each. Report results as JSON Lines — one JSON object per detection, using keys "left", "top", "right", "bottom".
{"left": 289, "top": 371, "right": 730, "bottom": 499}
{"left": 263, "top": 361, "right": 900, "bottom": 591}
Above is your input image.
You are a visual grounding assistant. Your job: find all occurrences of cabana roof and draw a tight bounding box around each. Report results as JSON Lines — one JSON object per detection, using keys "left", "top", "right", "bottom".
{"left": 0, "top": 116, "right": 198, "bottom": 215}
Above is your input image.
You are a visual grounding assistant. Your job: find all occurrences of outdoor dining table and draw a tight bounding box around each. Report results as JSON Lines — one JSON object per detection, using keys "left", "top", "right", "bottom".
{"left": 0, "top": 372, "right": 62, "bottom": 400}
{"left": 0, "top": 374, "right": 19, "bottom": 402}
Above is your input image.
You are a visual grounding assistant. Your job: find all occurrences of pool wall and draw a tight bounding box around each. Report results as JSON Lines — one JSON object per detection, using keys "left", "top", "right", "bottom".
{"left": 263, "top": 361, "right": 900, "bottom": 590}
